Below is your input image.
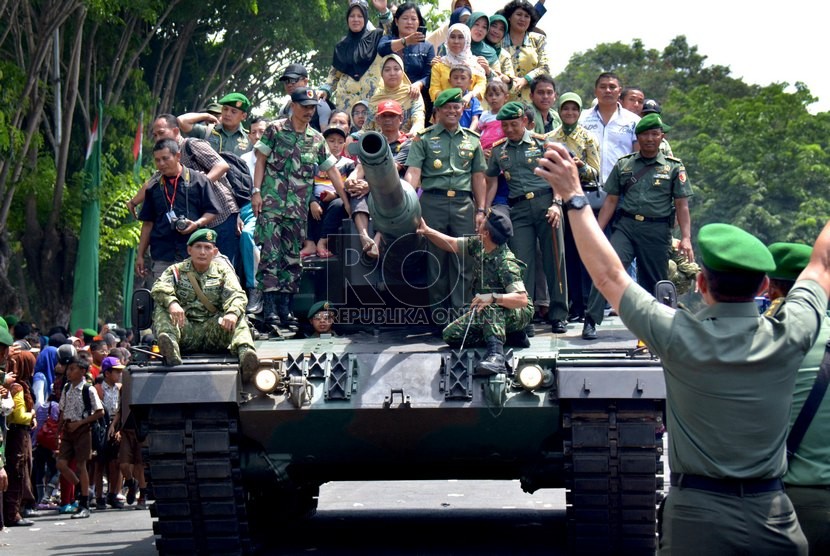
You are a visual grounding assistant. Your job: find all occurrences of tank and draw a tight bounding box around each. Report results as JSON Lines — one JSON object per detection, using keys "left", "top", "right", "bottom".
{"left": 125, "top": 134, "right": 668, "bottom": 555}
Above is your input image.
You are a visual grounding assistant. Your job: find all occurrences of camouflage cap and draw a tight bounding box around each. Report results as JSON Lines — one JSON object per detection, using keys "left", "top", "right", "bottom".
{"left": 218, "top": 92, "right": 252, "bottom": 113}
{"left": 496, "top": 101, "right": 526, "bottom": 121}
{"left": 434, "top": 88, "right": 463, "bottom": 108}
{"left": 635, "top": 113, "right": 670, "bottom": 135}
{"left": 188, "top": 228, "right": 217, "bottom": 246}
{"left": 768, "top": 242, "right": 812, "bottom": 281}
{"left": 308, "top": 300, "right": 332, "bottom": 320}
{"left": 698, "top": 223, "right": 775, "bottom": 273}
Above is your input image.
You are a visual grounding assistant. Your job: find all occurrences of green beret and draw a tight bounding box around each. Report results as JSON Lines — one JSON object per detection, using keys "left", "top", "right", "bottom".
{"left": 188, "top": 228, "right": 218, "bottom": 246}
{"left": 308, "top": 300, "right": 332, "bottom": 320}
{"left": 434, "top": 88, "right": 463, "bottom": 108}
{"left": 0, "top": 317, "right": 12, "bottom": 347}
{"left": 83, "top": 328, "right": 98, "bottom": 338}
{"left": 486, "top": 206, "right": 513, "bottom": 245}
{"left": 635, "top": 113, "right": 671, "bottom": 135}
{"left": 558, "top": 92, "right": 583, "bottom": 112}
{"left": 3, "top": 314, "right": 18, "bottom": 327}
{"left": 496, "top": 101, "right": 527, "bottom": 121}
{"left": 698, "top": 223, "right": 775, "bottom": 273}
{"left": 218, "top": 92, "right": 252, "bottom": 113}
{"left": 768, "top": 242, "right": 812, "bottom": 281}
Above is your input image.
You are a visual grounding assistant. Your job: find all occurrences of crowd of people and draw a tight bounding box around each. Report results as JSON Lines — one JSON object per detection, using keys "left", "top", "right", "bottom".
{"left": 1, "top": 1, "right": 829, "bottom": 554}
{"left": 0, "top": 319, "right": 147, "bottom": 529}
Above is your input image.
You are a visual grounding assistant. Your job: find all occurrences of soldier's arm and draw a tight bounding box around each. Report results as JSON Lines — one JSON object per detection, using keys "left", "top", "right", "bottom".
{"left": 674, "top": 197, "right": 693, "bottom": 261}
{"left": 596, "top": 194, "right": 619, "bottom": 230}
{"left": 150, "top": 265, "right": 180, "bottom": 310}
{"left": 417, "top": 218, "right": 459, "bottom": 253}
{"left": 404, "top": 166, "right": 422, "bottom": 190}
{"left": 536, "top": 144, "right": 632, "bottom": 311}
{"left": 485, "top": 176, "right": 498, "bottom": 209}
{"left": 798, "top": 219, "right": 830, "bottom": 298}
{"left": 177, "top": 113, "right": 216, "bottom": 135}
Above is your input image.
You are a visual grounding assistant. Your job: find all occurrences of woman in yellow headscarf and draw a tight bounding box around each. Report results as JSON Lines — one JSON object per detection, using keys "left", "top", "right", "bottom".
{"left": 365, "top": 54, "right": 426, "bottom": 135}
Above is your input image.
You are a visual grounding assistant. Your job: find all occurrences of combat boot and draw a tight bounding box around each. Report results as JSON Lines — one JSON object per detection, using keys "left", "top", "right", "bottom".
{"left": 238, "top": 346, "right": 259, "bottom": 382}
{"left": 277, "top": 294, "right": 299, "bottom": 327}
{"left": 262, "top": 292, "right": 279, "bottom": 326}
{"left": 505, "top": 330, "right": 530, "bottom": 348}
{"left": 475, "top": 336, "right": 506, "bottom": 376}
{"left": 246, "top": 288, "right": 263, "bottom": 315}
{"left": 157, "top": 332, "right": 182, "bottom": 366}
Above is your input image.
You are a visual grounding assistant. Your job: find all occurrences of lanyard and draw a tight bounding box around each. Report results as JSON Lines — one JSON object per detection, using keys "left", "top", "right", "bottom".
{"left": 162, "top": 171, "right": 182, "bottom": 210}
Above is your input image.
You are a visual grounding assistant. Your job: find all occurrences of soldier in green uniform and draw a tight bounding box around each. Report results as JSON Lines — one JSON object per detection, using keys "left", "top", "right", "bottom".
{"left": 538, "top": 141, "right": 830, "bottom": 555}
{"left": 582, "top": 113, "right": 694, "bottom": 340}
{"left": 177, "top": 92, "right": 253, "bottom": 156}
{"left": 307, "top": 301, "right": 337, "bottom": 338}
{"left": 668, "top": 237, "right": 701, "bottom": 295}
{"left": 767, "top": 242, "right": 830, "bottom": 555}
{"left": 151, "top": 228, "right": 259, "bottom": 380}
{"left": 418, "top": 206, "right": 533, "bottom": 375}
{"left": 252, "top": 87, "right": 350, "bottom": 328}
{"left": 405, "top": 88, "right": 487, "bottom": 327}
{"left": 486, "top": 101, "right": 568, "bottom": 334}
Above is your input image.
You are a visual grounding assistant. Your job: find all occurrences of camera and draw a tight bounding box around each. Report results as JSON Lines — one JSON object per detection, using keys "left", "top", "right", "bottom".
{"left": 172, "top": 216, "right": 190, "bottom": 232}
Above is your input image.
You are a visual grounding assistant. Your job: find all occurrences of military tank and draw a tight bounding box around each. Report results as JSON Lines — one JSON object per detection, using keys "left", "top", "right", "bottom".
{"left": 125, "top": 132, "right": 667, "bottom": 555}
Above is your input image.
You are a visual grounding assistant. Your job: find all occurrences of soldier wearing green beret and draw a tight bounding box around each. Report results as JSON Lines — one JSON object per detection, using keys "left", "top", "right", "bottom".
{"left": 177, "top": 92, "right": 253, "bottom": 157}
{"left": 405, "top": 88, "right": 488, "bottom": 326}
{"left": 307, "top": 301, "right": 336, "bottom": 338}
{"left": 582, "top": 112, "right": 694, "bottom": 340}
{"left": 419, "top": 205, "right": 533, "bottom": 374}
{"left": 151, "top": 227, "right": 259, "bottom": 380}
{"left": 766, "top": 242, "right": 830, "bottom": 555}
{"left": 485, "top": 101, "right": 568, "bottom": 335}
{"left": 539, "top": 143, "right": 830, "bottom": 555}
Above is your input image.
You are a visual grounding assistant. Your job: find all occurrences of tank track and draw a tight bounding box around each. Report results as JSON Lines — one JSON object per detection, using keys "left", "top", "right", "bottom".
{"left": 563, "top": 399, "right": 665, "bottom": 555}
{"left": 143, "top": 404, "right": 252, "bottom": 555}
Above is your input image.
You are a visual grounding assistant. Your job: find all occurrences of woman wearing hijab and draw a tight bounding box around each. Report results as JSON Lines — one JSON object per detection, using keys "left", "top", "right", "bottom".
{"left": 377, "top": 3, "right": 435, "bottom": 103}
{"left": 429, "top": 23, "right": 487, "bottom": 104}
{"left": 365, "top": 54, "right": 426, "bottom": 135}
{"left": 501, "top": 0, "right": 550, "bottom": 102}
{"left": 34, "top": 345, "right": 58, "bottom": 396}
{"left": 3, "top": 350, "right": 36, "bottom": 526}
{"left": 467, "top": 12, "right": 514, "bottom": 89}
{"left": 321, "top": 0, "right": 391, "bottom": 113}
{"left": 426, "top": 0, "right": 473, "bottom": 51}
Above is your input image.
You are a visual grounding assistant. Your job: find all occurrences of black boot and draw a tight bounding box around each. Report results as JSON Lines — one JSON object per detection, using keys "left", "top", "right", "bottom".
{"left": 263, "top": 292, "right": 279, "bottom": 325}
{"left": 277, "top": 293, "right": 299, "bottom": 327}
{"left": 475, "top": 336, "right": 506, "bottom": 376}
{"left": 246, "top": 287, "right": 263, "bottom": 315}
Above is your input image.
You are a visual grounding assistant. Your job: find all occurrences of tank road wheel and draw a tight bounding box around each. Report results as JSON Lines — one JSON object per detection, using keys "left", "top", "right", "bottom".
{"left": 563, "top": 400, "right": 665, "bottom": 555}
{"left": 143, "top": 404, "right": 252, "bottom": 555}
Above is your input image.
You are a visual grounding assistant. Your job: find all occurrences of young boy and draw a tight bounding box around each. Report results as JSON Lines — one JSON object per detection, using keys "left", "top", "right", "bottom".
{"left": 55, "top": 345, "right": 104, "bottom": 519}
{"left": 307, "top": 300, "right": 336, "bottom": 338}
{"left": 92, "top": 356, "right": 124, "bottom": 510}
{"left": 449, "top": 65, "right": 482, "bottom": 131}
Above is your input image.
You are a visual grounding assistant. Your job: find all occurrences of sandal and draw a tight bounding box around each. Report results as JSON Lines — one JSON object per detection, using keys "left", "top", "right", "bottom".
{"left": 317, "top": 248, "right": 334, "bottom": 258}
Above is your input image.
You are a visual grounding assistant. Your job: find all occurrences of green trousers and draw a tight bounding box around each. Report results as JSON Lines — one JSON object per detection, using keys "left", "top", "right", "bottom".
{"left": 154, "top": 308, "right": 254, "bottom": 354}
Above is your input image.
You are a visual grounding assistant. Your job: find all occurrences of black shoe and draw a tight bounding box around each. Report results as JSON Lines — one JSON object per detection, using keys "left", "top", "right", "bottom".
{"left": 505, "top": 330, "right": 530, "bottom": 348}
{"left": 475, "top": 353, "right": 506, "bottom": 376}
{"left": 9, "top": 518, "right": 34, "bottom": 526}
{"left": 95, "top": 498, "right": 106, "bottom": 510}
{"left": 567, "top": 313, "right": 584, "bottom": 323}
{"left": 126, "top": 479, "right": 137, "bottom": 505}
{"left": 524, "top": 323, "right": 535, "bottom": 337}
{"left": 581, "top": 319, "right": 597, "bottom": 340}
{"left": 246, "top": 288, "right": 263, "bottom": 314}
{"left": 277, "top": 294, "right": 299, "bottom": 327}
{"left": 551, "top": 320, "right": 567, "bottom": 334}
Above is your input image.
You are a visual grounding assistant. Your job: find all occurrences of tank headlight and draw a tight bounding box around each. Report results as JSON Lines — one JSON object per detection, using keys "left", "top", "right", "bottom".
{"left": 254, "top": 368, "right": 279, "bottom": 393}
{"left": 517, "top": 364, "right": 553, "bottom": 391}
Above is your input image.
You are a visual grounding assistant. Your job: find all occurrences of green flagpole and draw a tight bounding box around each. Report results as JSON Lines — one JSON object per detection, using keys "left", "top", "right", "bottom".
{"left": 122, "top": 111, "right": 143, "bottom": 329}
{"left": 69, "top": 94, "right": 103, "bottom": 333}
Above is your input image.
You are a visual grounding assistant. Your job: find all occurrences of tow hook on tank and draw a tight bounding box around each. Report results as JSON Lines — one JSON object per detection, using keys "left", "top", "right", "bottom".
{"left": 287, "top": 375, "right": 314, "bottom": 408}
{"left": 383, "top": 388, "right": 411, "bottom": 409}
{"left": 483, "top": 373, "right": 507, "bottom": 409}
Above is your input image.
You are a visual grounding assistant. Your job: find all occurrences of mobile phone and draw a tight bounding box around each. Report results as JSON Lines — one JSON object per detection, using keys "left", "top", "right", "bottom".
{"left": 417, "top": 25, "right": 427, "bottom": 38}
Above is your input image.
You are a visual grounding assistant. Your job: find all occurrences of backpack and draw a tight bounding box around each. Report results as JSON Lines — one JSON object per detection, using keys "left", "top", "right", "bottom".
{"left": 36, "top": 406, "right": 60, "bottom": 452}
{"left": 64, "top": 382, "right": 108, "bottom": 453}
{"left": 184, "top": 139, "right": 253, "bottom": 207}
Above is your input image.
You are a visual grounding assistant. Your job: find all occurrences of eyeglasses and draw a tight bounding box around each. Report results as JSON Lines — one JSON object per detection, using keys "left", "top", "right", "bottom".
{"left": 284, "top": 77, "right": 302, "bottom": 85}
{"left": 313, "top": 312, "right": 335, "bottom": 321}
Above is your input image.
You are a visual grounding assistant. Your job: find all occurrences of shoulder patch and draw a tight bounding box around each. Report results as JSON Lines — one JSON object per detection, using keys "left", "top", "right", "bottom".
{"left": 666, "top": 155, "right": 682, "bottom": 163}
{"left": 463, "top": 128, "right": 481, "bottom": 138}
{"left": 619, "top": 152, "right": 637, "bottom": 160}
{"left": 492, "top": 137, "right": 508, "bottom": 147}
{"left": 764, "top": 297, "right": 785, "bottom": 318}
{"left": 416, "top": 126, "right": 433, "bottom": 136}
{"left": 531, "top": 133, "right": 547, "bottom": 141}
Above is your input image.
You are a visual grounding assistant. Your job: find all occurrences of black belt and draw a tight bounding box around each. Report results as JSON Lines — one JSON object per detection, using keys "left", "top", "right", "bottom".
{"left": 508, "top": 190, "right": 552, "bottom": 207}
{"left": 784, "top": 483, "right": 830, "bottom": 490}
{"left": 618, "top": 209, "right": 671, "bottom": 223}
{"left": 421, "top": 188, "right": 471, "bottom": 198}
{"left": 670, "top": 473, "right": 784, "bottom": 496}
{"left": 7, "top": 423, "right": 32, "bottom": 431}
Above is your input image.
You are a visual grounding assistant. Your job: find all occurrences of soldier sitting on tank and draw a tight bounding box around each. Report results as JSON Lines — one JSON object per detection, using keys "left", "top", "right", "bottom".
{"left": 307, "top": 301, "right": 337, "bottom": 338}
{"left": 418, "top": 205, "right": 534, "bottom": 375}
{"left": 151, "top": 228, "right": 259, "bottom": 380}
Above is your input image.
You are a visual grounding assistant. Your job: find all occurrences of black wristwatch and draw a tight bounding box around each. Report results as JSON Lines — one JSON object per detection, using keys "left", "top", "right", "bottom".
{"left": 564, "top": 195, "right": 589, "bottom": 211}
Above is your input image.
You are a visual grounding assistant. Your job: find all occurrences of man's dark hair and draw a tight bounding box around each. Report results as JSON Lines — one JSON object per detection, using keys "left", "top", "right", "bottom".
{"left": 249, "top": 115, "right": 266, "bottom": 127}
{"left": 391, "top": 3, "right": 425, "bottom": 37}
{"left": 90, "top": 339, "right": 106, "bottom": 353}
{"left": 620, "top": 87, "right": 643, "bottom": 101}
{"left": 769, "top": 278, "right": 796, "bottom": 297}
{"left": 154, "top": 113, "right": 178, "bottom": 130}
{"left": 595, "top": 72, "right": 622, "bottom": 89}
{"left": 503, "top": 0, "right": 540, "bottom": 30}
{"left": 702, "top": 265, "right": 766, "bottom": 302}
{"left": 522, "top": 103, "right": 536, "bottom": 122}
{"left": 529, "top": 74, "right": 556, "bottom": 95}
{"left": 13, "top": 321, "right": 31, "bottom": 340}
{"left": 153, "top": 138, "right": 179, "bottom": 155}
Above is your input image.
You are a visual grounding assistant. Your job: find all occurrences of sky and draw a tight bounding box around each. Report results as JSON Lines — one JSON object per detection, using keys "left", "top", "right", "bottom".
{"left": 442, "top": 0, "right": 828, "bottom": 113}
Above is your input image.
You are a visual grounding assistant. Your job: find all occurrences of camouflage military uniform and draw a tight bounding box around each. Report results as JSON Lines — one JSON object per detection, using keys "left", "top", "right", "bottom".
{"left": 188, "top": 122, "right": 251, "bottom": 156}
{"left": 151, "top": 258, "right": 254, "bottom": 353}
{"left": 254, "top": 118, "right": 336, "bottom": 293}
{"left": 668, "top": 238, "right": 700, "bottom": 295}
{"left": 442, "top": 237, "right": 533, "bottom": 345}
